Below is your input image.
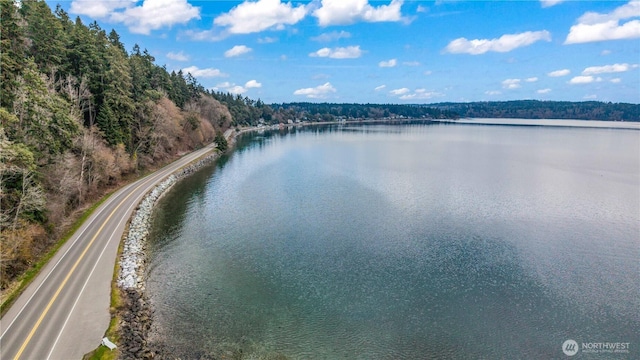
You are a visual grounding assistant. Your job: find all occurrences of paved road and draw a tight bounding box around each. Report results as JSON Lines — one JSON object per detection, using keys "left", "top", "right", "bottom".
{"left": 0, "top": 143, "right": 218, "bottom": 360}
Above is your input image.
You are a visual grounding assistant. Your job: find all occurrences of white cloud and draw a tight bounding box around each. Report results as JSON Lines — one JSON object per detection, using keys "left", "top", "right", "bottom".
{"left": 445, "top": 30, "right": 551, "bottom": 55}
{"left": 313, "top": 0, "right": 405, "bottom": 26}
{"left": 214, "top": 0, "right": 307, "bottom": 34}
{"left": 379, "top": 59, "right": 397, "bottom": 67}
{"left": 167, "top": 51, "right": 189, "bottom": 61}
{"left": 566, "top": 20, "right": 640, "bottom": 44}
{"left": 584, "top": 94, "right": 598, "bottom": 99}
{"left": 72, "top": 0, "right": 200, "bottom": 35}
{"left": 70, "top": 0, "right": 135, "bottom": 18}
{"left": 390, "top": 88, "right": 410, "bottom": 95}
{"left": 569, "top": 75, "right": 603, "bottom": 84}
{"left": 293, "top": 82, "right": 337, "bottom": 98}
{"left": 423, "top": 70, "right": 433, "bottom": 76}
{"left": 183, "top": 29, "right": 227, "bottom": 42}
{"left": 375, "top": 85, "right": 386, "bottom": 91}
{"left": 417, "top": 5, "right": 428, "bottom": 13}
{"left": 403, "top": 61, "right": 421, "bottom": 66}
{"left": 537, "top": 88, "right": 552, "bottom": 94}
{"left": 601, "top": 49, "right": 612, "bottom": 55}
{"left": 582, "top": 63, "right": 638, "bottom": 75}
{"left": 182, "top": 66, "right": 227, "bottom": 78}
{"left": 214, "top": 80, "right": 262, "bottom": 94}
{"left": 574, "top": 1, "right": 640, "bottom": 25}
{"left": 214, "top": 81, "right": 233, "bottom": 88}
{"left": 485, "top": 90, "right": 502, "bottom": 95}
{"left": 258, "top": 36, "right": 278, "bottom": 43}
{"left": 502, "top": 78, "right": 522, "bottom": 89}
{"left": 245, "top": 80, "right": 263, "bottom": 88}
{"left": 526, "top": 77, "right": 539, "bottom": 82}
{"left": 548, "top": 69, "right": 571, "bottom": 77}
{"left": 540, "top": 0, "right": 564, "bottom": 8}
{"left": 226, "top": 86, "right": 247, "bottom": 94}
{"left": 399, "top": 89, "right": 443, "bottom": 100}
{"left": 565, "top": 1, "right": 640, "bottom": 44}
{"left": 309, "top": 46, "right": 362, "bottom": 59}
{"left": 110, "top": 0, "right": 200, "bottom": 35}
{"left": 225, "top": 45, "right": 253, "bottom": 57}
{"left": 610, "top": 78, "right": 622, "bottom": 83}
{"left": 311, "top": 31, "right": 352, "bottom": 42}
{"left": 213, "top": 82, "right": 248, "bottom": 94}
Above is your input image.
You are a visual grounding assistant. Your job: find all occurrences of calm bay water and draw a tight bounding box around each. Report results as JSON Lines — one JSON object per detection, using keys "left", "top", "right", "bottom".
{"left": 146, "top": 122, "right": 639, "bottom": 359}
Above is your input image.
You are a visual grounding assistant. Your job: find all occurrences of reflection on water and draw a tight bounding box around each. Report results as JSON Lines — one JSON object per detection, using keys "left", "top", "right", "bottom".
{"left": 147, "top": 122, "right": 640, "bottom": 359}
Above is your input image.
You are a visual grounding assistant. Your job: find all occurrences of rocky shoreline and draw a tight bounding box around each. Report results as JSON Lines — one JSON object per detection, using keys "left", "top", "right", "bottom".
{"left": 116, "top": 148, "right": 225, "bottom": 359}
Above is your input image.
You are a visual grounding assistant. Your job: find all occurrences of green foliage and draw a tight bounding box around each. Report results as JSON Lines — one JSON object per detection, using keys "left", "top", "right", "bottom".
{"left": 214, "top": 132, "right": 228, "bottom": 152}
{"left": 0, "top": 127, "right": 36, "bottom": 172}
{"left": 107, "top": 29, "right": 126, "bottom": 54}
{"left": 11, "top": 58, "right": 79, "bottom": 158}
{"left": 273, "top": 102, "right": 457, "bottom": 122}
{"left": 0, "top": 126, "right": 44, "bottom": 238}
{"left": 430, "top": 101, "right": 640, "bottom": 121}
{"left": 186, "top": 113, "right": 199, "bottom": 131}
{"left": 128, "top": 45, "right": 157, "bottom": 103}
{"left": 20, "top": 0, "right": 67, "bottom": 75}
{"left": 96, "top": 103, "right": 121, "bottom": 145}
{"left": 169, "top": 70, "right": 189, "bottom": 108}
{"left": 208, "top": 91, "right": 266, "bottom": 126}
{"left": 0, "top": 0, "right": 237, "bottom": 291}
{"left": 0, "top": 0, "right": 26, "bottom": 109}
{"left": 98, "top": 43, "right": 134, "bottom": 146}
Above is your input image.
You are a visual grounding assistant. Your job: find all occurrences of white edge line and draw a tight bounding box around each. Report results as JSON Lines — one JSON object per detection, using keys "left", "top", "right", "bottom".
{"left": 0, "top": 184, "right": 132, "bottom": 339}
{"left": 43, "top": 145, "right": 215, "bottom": 356}
{"left": 0, "top": 145, "right": 214, "bottom": 340}
{"left": 45, "top": 195, "right": 141, "bottom": 360}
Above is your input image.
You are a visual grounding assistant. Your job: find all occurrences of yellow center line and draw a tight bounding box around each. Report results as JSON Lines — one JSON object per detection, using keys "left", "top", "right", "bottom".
{"left": 12, "top": 146, "right": 216, "bottom": 359}
{"left": 12, "top": 178, "right": 151, "bottom": 360}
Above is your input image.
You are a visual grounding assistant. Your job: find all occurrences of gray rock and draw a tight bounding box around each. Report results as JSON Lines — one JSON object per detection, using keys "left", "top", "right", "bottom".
{"left": 115, "top": 148, "right": 227, "bottom": 359}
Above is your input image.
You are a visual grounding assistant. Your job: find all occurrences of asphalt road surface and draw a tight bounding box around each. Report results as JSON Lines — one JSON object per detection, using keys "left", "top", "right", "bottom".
{"left": 1, "top": 143, "right": 219, "bottom": 360}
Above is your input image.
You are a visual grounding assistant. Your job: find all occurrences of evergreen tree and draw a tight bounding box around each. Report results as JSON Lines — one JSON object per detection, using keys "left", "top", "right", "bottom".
{"left": 20, "top": 0, "right": 67, "bottom": 76}
{"left": 107, "top": 29, "right": 126, "bottom": 54}
{"left": 169, "top": 70, "right": 189, "bottom": 108}
{"left": 214, "top": 131, "right": 227, "bottom": 152}
{"left": 129, "top": 44, "right": 154, "bottom": 102}
{"left": 0, "top": 0, "right": 26, "bottom": 109}
{"left": 99, "top": 42, "right": 135, "bottom": 147}
{"left": 11, "top": 58, "right": 79, "bottom": 160}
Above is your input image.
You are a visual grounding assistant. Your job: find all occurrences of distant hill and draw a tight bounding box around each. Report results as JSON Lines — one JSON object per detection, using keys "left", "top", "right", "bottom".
{"left": 427, "top": 101, "right": 640, "bottom": 122}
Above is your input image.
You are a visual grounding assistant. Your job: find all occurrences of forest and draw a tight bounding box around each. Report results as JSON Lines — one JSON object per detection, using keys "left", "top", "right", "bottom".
{"left": 270, "top": 102, "right": 459, "bottom": 121}
{"left": 429, "top": 101, "right": 640, "bottom": 121}
{"left": 0, "top": 0, "right": 242, "bottom": 289}
{"left": 1, "top": 0, "right": 638, "bottom": 293}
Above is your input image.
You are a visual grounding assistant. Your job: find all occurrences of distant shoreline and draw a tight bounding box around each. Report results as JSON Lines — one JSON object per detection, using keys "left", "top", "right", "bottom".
{"left": 433, "top": 118, "right": 640, "bottom": 130}
{"left": 241, "top": 117, "right": 640, "bottom": 133}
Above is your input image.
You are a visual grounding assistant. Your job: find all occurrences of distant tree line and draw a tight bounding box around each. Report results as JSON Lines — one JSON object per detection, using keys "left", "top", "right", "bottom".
{"left": 271, "top": 102, "right": 459, "bottom": 122}
{"left": 428, "top": 101, "right": 640, "bottom": 121}
{"left": 207, "top": 91, "right": 272, "bottom": 126}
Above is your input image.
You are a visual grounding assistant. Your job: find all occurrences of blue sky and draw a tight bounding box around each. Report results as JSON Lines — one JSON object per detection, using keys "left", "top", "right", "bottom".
{"left": 53, "top": 0, "right": 640, "bottom": 104}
